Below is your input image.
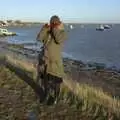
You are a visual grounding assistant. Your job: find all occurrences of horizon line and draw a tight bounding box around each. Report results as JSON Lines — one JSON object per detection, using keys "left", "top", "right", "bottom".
{"left": 0, "top": 19, "right": 120, "bottom": 24}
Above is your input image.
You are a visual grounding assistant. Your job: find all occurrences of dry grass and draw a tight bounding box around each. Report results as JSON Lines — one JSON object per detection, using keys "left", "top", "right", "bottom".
{"left": 3, "top": 55, "right": 120, "bottom": 119}
{"left": 0, "top": 66, "right": 39, "bottom": 119}
{"left": 5, "top": 55, "right": 36, "bottom": 72}
{"left": 63, "top": 76, "right": 120, "bottom": 118}
{"left": 5, "top": 55, "right": 37, "bottom": 79}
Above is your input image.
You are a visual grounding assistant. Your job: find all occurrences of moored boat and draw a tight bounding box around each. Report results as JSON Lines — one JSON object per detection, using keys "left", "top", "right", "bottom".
{"left": 0, "top": 28, "right": 16, "bottom": 37}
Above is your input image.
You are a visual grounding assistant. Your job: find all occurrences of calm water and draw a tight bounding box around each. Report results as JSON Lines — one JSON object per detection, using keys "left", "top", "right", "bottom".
{"left": 5, "top": 24, "right": 120, "bottom": 68}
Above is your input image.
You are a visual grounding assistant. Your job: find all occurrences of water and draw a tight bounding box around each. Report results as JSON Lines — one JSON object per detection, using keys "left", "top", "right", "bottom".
{"left": 5, "top": 24, "right": 120, "bottom": 68}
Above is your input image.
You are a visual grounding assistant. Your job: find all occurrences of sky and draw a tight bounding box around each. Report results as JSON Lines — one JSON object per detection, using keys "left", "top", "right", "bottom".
{"left": 0, "top": 0, "right": 120, "bottom": 23}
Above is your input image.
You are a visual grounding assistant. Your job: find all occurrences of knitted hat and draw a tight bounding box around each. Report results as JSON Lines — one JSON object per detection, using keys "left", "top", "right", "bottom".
{"left": 50, "top": 15, "right": 60, "bottom": 24}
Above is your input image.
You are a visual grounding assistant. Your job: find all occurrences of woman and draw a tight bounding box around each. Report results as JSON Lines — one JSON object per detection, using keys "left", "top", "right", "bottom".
{"left": 36, "top": 15, "right": 67, "bottom": 104}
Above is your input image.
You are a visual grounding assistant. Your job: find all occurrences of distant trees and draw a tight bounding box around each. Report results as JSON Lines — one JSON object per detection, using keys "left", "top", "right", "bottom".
{"left": 14, "top": 20, "right": 22, "bottom": 24}
{"left": 0, "top": 20, "right": 5, "bottom": 24}
{"left": 7, "top": 20, "right": 13, "bottom": 24}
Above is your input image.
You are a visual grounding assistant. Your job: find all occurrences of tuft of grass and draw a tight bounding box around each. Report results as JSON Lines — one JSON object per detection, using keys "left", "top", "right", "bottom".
{"left": 62, "top": 75, "right": 120, "bottom": 119}
{"left": 5, "top": 55, "right": 37, "bottom": 79}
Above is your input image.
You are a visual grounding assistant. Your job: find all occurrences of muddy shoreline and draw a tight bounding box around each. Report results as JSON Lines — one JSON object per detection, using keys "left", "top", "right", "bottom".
{"left": 0, "top": 40, "right": 120, "bottom": 97}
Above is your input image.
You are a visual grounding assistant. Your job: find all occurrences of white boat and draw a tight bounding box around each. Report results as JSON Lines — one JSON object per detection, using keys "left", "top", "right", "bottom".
{"left": 96, "top": 25, "right": 104, "bottom": 31}
{"left": 0, "top": 28, "right": 16, "bottom": 36}
{"left": 70, "top": 25, "right": 74, "bottom": 29}
{"left": 103, "top": 25, "right": 111, "bottom": 29}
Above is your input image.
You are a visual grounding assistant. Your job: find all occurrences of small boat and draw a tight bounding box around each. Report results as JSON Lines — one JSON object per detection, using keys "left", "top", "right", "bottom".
{"left": 70, "top": 25, "right": 74, "bottom": 29}
{"left": 96, "top": 25, "right": 104, "bottom": 31}
{"left": 103, "top": 25, "right": 111, "bottom": 29}
{"left": 0, "top": 28, "right": 16, "bottom": 36}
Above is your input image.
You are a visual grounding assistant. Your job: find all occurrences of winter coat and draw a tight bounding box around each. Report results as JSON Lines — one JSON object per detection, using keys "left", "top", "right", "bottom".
{"left": 37, "top": 23, "right": 67, "bottom": 78}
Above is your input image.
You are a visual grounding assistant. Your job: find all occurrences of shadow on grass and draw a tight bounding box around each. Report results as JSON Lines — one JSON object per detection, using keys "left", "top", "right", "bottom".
{"left": 0, "top": 58, "right": 45, "bottom": 102}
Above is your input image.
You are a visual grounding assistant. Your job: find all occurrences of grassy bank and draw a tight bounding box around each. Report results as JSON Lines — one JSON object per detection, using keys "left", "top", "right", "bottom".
{"left": 0, "top": 55, "right": 120, "bottom": 119}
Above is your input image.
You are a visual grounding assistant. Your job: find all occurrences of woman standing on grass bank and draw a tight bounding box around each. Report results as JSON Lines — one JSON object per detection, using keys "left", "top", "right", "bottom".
{"left": 36, "top": 15, "right": 67, "bottom": 104}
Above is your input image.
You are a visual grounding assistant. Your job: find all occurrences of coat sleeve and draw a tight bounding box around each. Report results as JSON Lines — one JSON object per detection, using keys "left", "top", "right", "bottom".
{"left": 52, "top": 28, "right": 67, "bottom": 44}
{"left": 36, "top": 27, "right": 49, "bottom": 44}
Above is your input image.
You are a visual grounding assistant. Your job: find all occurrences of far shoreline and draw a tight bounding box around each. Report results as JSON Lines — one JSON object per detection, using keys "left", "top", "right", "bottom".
{"left": 1, "top": 21, "right": 120, "bottom": 28}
